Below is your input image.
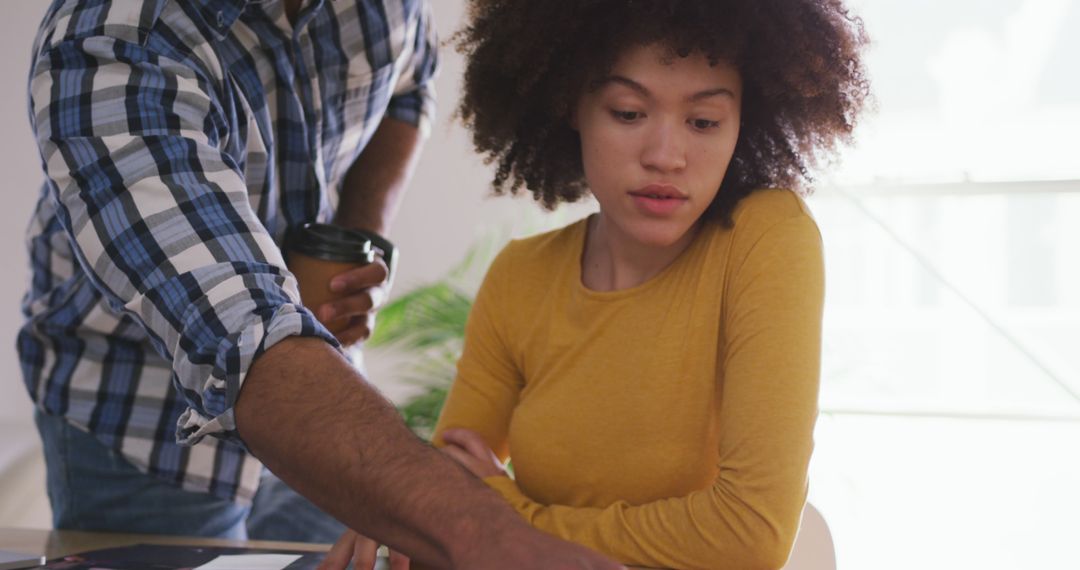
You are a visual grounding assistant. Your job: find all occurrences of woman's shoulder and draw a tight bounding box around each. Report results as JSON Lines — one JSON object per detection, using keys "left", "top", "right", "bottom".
{"left": 730, "top": 188, "right": 817, "bottom": 230}
{"left": 712, "top": 188, "right": 822, "bottom": 257}
{"left": 491, "top": 217, "right": 588, "bottom": 274}
{"left": 477, "top": 218, "right": 586, "bottom": 311}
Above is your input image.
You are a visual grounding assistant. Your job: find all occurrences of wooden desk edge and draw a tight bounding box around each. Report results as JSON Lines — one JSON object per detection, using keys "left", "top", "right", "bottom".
{"left": 0, "top": 527, "right": 328, "bottom": 559}
{"left": 0, "top": 528, "right": 656, "bottom": 569}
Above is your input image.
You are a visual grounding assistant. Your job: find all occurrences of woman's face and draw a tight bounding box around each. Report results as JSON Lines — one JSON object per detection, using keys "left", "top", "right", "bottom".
{"left": 575, "top": 43, "right": 742, "bottom": 248}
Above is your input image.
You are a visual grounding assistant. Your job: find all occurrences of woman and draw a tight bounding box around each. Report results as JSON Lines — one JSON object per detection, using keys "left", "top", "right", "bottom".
{"left": 325, "top": 1, "right": 868, "bottom": 568}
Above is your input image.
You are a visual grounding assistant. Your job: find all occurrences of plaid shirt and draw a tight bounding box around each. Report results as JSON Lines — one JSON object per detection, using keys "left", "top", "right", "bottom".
{"left": 19, "top": 0, "right": 437, "bottom": 503}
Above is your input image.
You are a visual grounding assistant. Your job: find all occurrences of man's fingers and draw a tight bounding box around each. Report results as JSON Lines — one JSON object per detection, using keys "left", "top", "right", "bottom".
{"left": 352, "top": 533, "right": 379, "bottom": 570}
{"left": 329, "top": 259, "right": 390, "bottom": 292}
{"left": 318, "top": 531, "right": 358, "bottom": 570}
{"left": 319, "top": 289, "right": 385, "bottom": 323}
{"left": 389, "top": 549, "right": 410, "bottom": 570}
{"left": 335, "top": 314, "right": 376, "bottom": 347}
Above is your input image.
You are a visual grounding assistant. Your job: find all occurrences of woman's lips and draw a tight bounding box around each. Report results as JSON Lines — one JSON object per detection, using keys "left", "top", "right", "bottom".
{"left": 628, "top": 184, "right": 688, "bottom": 216}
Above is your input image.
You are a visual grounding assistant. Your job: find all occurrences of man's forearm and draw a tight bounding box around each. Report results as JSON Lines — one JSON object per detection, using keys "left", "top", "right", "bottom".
{"left": 234, "top": 336, "right": 518, "bottom": 566}
{"left": 334, "top": 116, "right": 425, "bottom": 234}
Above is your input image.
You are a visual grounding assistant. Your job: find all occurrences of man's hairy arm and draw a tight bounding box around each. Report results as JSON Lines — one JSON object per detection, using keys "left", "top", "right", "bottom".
{"left": 333, "top": 116, "right": 421, "bottom": 235}
{"left": 236, "top": 337, "right": 625, "bottom": 569}
{"left": 236, "top": 337, "right": 501, "bottom": 564}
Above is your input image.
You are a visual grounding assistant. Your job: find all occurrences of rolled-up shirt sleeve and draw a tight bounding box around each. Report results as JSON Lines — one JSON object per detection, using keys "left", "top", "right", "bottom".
{"left": 385, "top": 0, "right": 439, "bottom": 132}
{"left": 30, "top": 35, "right": 339, "bottom": 446}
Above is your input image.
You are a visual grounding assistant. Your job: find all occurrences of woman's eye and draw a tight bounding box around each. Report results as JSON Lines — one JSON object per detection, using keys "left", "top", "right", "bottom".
{"left": 611, "top": 110, "right": 642, "bottom": 122}
{"left": 690, "top": 118, "right": 721, "bottom": 130}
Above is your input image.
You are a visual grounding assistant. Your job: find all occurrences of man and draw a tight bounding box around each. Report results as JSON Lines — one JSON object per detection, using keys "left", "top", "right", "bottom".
{"left": 19, "top": 0, "right": 622, "bottom": 567}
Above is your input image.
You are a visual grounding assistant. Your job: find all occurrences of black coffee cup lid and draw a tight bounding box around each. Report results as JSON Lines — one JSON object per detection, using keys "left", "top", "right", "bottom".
{"left": 288, "top": 223, "right": 376, "bottom": 264}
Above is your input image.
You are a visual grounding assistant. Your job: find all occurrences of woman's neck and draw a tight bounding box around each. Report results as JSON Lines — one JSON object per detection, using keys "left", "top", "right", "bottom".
{"left": 581, "top": 215, "right": 701, "bottom": 292}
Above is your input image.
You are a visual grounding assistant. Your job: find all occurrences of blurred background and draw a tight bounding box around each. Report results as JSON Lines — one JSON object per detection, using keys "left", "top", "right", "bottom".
{"left": 1, "top": 0, "right": 1077, "bottom": 568}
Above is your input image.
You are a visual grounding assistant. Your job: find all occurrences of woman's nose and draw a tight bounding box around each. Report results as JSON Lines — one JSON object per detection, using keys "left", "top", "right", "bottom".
{"left": 640, "top": 120, "right": 688, "bottom": 173}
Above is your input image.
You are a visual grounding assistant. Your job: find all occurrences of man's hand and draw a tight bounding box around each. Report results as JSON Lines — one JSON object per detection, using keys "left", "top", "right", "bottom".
{"left": 320, "top": 529, "right": 409, "bottom": 570}
{"left": 318, "top": 259, "right": 390, "bottom": 346}
{"left": 321, "top": 525, "right": 627, "bottom": 570}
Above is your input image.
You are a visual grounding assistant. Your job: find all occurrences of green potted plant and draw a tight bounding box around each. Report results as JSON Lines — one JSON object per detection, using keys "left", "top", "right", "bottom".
{"left": 373, "top": 210, "right": 591, "bottom": 439}
{"left": 369, "top": 244, "right": 491, "bottom": 440}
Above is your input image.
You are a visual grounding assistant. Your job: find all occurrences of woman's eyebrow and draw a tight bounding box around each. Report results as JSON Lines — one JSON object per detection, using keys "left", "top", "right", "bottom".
{"left": 687, "top": 87, "right": 736, "bottom": 102}
{"left": 596, "top": 75, "right": 735, "bottom": 102}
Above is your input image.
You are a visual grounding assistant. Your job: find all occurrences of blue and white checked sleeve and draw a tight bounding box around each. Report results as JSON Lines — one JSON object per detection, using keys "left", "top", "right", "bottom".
{"left": 29, "top": 35, "right": 340, "bottom": 446}
{"left": 386, "top": 0, "right": 439, "bottom": 132}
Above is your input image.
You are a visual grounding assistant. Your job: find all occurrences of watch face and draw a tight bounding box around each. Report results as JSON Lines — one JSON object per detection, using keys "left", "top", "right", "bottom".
{"left": 353, "top": 229, "right": 396, "bottom": 270}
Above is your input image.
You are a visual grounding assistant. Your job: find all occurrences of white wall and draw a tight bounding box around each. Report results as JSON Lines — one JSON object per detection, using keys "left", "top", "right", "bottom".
{"left": 0, "top": 0, "right": 57, "bottom": 531}
{"left": 0, "top": 1, "right": 51, "bottom": 428}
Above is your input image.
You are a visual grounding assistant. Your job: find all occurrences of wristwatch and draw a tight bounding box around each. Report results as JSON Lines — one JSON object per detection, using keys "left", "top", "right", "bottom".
{"left": 353, "top": 229, "right": 397, "bottom": 284}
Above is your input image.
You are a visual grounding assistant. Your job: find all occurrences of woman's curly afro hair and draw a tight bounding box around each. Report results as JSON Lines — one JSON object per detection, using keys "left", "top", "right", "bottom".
{"left": 456, "top": 0, "right": 871, "bottom": 223}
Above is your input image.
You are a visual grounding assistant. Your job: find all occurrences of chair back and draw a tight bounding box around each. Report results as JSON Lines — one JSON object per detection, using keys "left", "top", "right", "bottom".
{"left": 781, "top": 503, "right": 836, "bottom": 570}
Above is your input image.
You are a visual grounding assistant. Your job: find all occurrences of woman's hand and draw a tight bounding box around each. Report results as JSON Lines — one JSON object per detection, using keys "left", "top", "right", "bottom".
{"left": 318, "top": 528, "right": 410, "bottom": 570}
{"left": 319, "top": 260, "right": 390, "bottom": 347}
{"left": 440, "top": 428, "right": 509, "bottom": 479}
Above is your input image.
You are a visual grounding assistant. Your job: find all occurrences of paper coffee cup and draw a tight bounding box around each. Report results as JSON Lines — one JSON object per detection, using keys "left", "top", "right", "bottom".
{"left": 286, "top": 223, "right": 376, "bottom": 336}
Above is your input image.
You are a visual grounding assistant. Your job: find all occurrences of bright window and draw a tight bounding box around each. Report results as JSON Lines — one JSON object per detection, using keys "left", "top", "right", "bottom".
{"left": 808, "top": 1, "right": 1080, "bottom": 567}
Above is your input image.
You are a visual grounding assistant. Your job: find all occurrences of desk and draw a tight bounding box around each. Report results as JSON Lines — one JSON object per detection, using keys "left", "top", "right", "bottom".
{"left": 0, "top": 527, "right": 325, "bottom": 560}
{"left": 0, "top": 528, "right": 653, "bottom": 569}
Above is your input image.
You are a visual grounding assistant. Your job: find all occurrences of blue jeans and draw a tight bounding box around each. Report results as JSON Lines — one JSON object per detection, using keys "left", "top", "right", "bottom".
{"left": 34, "top": 410, "right": 346, "bottom": 542}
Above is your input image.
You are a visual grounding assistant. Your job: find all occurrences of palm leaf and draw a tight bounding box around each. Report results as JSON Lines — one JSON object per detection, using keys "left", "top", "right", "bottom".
{"left": 371, "top": 282, "right": 472, "bottom": 350}
{"left": 371, "top": 240, "right": 498, "bottom": 439}
{"left": 399, "top": 385, "right": 450, "bottom": 441}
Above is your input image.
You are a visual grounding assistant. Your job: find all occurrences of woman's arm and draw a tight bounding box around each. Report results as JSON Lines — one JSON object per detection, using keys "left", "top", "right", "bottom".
{"left": 432, "top": 245, "right": 524, "bottom": 459}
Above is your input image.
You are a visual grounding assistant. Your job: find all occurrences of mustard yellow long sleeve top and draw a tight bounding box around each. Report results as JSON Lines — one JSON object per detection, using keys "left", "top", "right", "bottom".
{"left": 433, "top": 189, "right": 824, "bottom": 570}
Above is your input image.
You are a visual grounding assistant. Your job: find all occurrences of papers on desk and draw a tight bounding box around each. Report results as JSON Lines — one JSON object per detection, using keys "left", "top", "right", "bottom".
{"left": 37, "top": 544, "right": 323, "bottom": 569}
{"left": 0, "top": 549, "right": 46, "bottom": 570}
{"left": 195, "top": 554, "right": 302, "bottom": 569}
